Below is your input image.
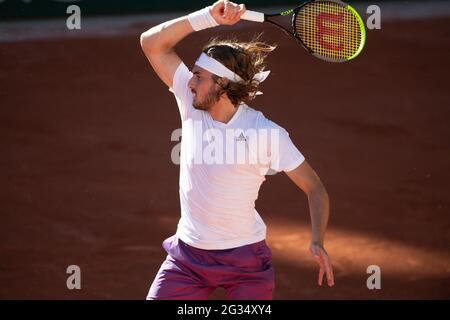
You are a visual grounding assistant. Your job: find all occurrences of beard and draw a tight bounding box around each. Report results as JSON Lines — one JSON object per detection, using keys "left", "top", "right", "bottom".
{"left": 192, "top": 86, "right": 221, "bottom": 111}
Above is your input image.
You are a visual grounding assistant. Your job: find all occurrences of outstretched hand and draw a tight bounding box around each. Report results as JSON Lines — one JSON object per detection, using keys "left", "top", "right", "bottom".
{"left": 211, "top": 0, "right": 246, "bottom": 25}
{"left": 310, "top": 243, "right": 335, "bottom": 287}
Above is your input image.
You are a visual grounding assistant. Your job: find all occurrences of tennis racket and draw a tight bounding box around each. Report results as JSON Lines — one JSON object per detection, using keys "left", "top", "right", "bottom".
{"left": 241, "top": 0, "right": 366, "bottom": 62}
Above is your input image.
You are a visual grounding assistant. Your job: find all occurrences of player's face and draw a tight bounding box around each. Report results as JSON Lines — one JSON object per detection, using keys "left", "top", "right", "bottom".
{"left": 188, "top": 66, "right": 221, "bottom": 111}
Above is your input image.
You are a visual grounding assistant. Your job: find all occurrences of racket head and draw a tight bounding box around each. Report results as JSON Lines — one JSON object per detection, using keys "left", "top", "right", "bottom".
{"left": 292, "top": 0, "right": 366, "bottom": 63}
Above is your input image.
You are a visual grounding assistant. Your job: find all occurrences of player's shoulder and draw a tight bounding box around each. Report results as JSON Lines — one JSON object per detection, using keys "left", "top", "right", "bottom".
{"left": 240, "top": 104, "right": 269, "bottom": 124}
{"left": 240, "top": 105, "right": 290, "bottom": 137}
{"left": 244, "top": 106, "right": 285, "bottom": 131}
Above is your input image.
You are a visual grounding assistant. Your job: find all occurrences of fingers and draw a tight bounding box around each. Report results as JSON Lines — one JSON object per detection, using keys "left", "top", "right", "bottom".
{"left": 311, "top": 244, "right": 335, "bottom": 287}
{"left": 318, "top": 268, "right": 325, "bottom": 286}
{"left": 229, "top": 8, "right": 240, "bottom": 21}
{"left": 239, "top": 3, "right": 246, "bottom": 15}
{"left": 320, "top": 253, "right": 334, "bottom": 287}
{"left": 222, "top": 0, "right": 232, "bottom": 19}
{"left": 318, "top": 248, "right": 335, "bottom": 287}
{"left": 313, "top": 253, "right": 324, "bottom": 286}
{"left": 324, "top": 260, "right": 335, "bottom": 287}
{"left": 221, "top": 0, "right": 242, "bottom": 23}
{"left": 314, "top": 254, "right": 325, "bottom": 286}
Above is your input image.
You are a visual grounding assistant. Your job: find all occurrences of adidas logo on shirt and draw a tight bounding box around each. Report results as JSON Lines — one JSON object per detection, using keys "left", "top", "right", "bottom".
{"left": 235, "top": 132, "right": 247, "bottom": 142}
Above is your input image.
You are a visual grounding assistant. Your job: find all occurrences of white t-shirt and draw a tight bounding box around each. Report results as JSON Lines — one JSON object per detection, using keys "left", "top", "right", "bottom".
{"left": 170, "top": 62, "right": 305, "bottom": 250}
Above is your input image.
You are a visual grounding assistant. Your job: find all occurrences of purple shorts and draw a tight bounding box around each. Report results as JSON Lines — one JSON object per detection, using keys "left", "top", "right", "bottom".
{"left": 147, "top": 235, "right": 275, "bottom": 300}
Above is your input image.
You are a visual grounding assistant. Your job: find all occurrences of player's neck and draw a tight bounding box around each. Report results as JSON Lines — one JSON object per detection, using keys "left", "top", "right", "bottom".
{"left": 208, "top": 97, "right": 239, "bottom": 124}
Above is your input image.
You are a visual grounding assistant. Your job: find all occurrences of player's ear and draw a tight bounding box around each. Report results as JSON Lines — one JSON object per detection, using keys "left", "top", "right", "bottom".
{"left": 216, "top": 77, "right": 229, "bottom": 89}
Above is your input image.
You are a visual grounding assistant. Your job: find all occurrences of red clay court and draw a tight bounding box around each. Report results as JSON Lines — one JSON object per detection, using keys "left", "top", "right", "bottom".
{"left": 1, "top": 4, "right": 449, "bottom": 299}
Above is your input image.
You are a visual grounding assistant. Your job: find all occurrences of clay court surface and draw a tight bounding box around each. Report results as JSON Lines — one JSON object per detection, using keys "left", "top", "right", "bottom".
{"left": 1, "top": 15, "right": 449, "bottom": 299}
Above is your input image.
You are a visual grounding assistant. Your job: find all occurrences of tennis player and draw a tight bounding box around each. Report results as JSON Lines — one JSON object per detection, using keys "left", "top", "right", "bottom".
{"left": 140, "top": 0, "right": 334, "bottom": 300}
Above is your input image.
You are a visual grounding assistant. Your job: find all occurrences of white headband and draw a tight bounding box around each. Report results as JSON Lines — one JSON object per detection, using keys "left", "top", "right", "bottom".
{"left": 195, "top": 53, "right": 270, "bottom": 95}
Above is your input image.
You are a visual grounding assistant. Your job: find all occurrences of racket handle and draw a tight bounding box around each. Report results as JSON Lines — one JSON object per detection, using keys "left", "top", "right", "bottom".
{"left": 241, "top": 10, "right": 265, "bottom": 23}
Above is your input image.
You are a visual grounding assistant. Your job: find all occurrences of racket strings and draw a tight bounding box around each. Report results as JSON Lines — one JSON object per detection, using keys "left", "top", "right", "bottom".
{"left": 295, "top": 1, "right": 362, "bottom": 61}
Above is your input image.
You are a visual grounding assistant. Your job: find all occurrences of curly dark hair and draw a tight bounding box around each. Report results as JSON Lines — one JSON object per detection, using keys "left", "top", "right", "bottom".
{"left": 202, "top": 34, "right": 276, "bottom": 106}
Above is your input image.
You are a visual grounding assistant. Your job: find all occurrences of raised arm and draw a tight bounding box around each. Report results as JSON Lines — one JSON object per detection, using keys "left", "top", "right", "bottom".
{"left": 140, "top": 17, "right": 193, "bottom": 88}
{"left": 285, "top": 161, "right": 335, "bottom": 287}
{"left": 139, "top": 0, "right": 245, "bottom": 88}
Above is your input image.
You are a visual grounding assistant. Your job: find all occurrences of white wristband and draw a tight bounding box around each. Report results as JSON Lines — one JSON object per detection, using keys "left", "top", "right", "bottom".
{"left": 188, "top": 6, "right": 219, "bottom": 31}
